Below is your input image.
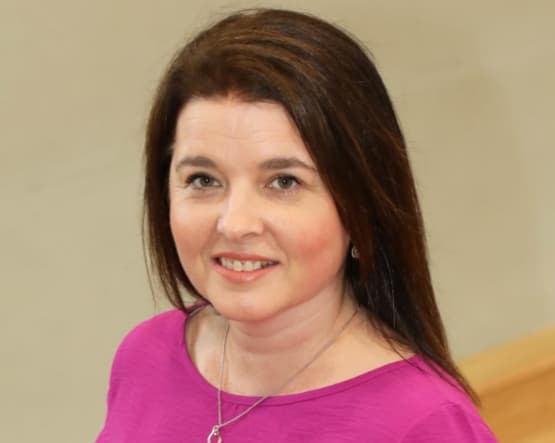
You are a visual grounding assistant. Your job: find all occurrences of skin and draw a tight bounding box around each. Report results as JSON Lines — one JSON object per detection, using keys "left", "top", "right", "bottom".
{"left": 168, "top": 97, "right": 407, "bottom": 395}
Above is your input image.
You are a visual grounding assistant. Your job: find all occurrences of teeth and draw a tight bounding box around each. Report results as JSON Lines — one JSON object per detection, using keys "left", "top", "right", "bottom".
{"left": 219, "top": 258, "right": 275, "bottom": 272}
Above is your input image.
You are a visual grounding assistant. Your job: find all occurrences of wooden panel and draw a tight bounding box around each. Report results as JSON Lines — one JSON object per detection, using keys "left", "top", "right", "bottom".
{"left": 479, "top": 367, "right": 555, "bottom": 442}
{"left": 459, "top": 326, "right": 555, "bottom": 443}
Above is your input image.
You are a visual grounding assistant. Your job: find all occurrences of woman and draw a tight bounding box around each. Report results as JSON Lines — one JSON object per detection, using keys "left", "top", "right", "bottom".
{"left": 97, "top": 8, "right": 499, "bottom": 442}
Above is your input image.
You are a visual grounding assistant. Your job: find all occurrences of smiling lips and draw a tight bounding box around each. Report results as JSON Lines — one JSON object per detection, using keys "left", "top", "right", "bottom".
{"left": 218, "top": 257, "right": 277, "bottom": 272}
{"left": 213, "top": 253, "right": 280, "bottom": 283}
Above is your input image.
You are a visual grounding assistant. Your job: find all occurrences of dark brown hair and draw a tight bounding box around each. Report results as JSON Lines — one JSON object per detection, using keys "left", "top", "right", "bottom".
{"left": 143, "top": 8, "right": 476, "bottom": 401}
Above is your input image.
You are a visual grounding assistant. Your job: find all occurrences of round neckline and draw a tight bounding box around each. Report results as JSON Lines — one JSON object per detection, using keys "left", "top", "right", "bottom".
{"left": 178, "top": 308, "right": 423, "bottom": 406}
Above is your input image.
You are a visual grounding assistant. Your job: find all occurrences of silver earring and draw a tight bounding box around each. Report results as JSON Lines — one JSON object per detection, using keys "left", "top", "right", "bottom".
{"left": 351, "top": 246, "right": 359, "bottom": 259}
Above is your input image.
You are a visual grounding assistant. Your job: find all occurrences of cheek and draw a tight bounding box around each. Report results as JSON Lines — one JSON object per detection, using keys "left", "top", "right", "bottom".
{"left": 169, "top": 205, "right": 186, "bottom": 242}
{"left": 283, "top": 205, "right": 348, "bottom": 269}
{"left": 169, "top": 205, "right": 209, "bottom": 260}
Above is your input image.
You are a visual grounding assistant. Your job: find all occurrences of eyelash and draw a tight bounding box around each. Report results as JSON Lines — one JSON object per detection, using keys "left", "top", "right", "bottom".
{"left": 183, "top": 173, "right": 301, "bottom": 193}
{"left": 185, "top": 173, "right": 220, "bottom": 189}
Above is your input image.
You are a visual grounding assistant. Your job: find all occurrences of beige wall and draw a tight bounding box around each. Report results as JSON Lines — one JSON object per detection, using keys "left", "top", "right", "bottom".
{"left": 1, "top": 1, "right": 553, "bottom": 441}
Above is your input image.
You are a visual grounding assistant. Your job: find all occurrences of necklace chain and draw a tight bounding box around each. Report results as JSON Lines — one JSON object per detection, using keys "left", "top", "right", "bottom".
{"left": 207, "top": 309, "right": 359, "bottom": 442}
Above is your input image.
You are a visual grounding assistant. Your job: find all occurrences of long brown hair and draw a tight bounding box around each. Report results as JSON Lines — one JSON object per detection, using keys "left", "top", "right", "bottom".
{"left": 143, "top": 8, "right": 477, "bottom": 402}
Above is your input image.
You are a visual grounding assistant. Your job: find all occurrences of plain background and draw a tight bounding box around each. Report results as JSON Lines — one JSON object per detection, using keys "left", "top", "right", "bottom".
{"left": 1, "top": 1, "right": 553, "bottom": 441}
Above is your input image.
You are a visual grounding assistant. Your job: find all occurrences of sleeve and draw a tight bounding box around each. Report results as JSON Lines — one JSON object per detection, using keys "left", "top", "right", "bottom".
{"left": 400, "top": 402, "right": 500, "bottom": 443}
{"left": 94, "top": 315, "right": 158, "bottom": 442}
{"left": 94, "top": 310, "right": 185, "bottom": 442}
{"left": 94, "top": 336, "right": 128, "bottom": 442}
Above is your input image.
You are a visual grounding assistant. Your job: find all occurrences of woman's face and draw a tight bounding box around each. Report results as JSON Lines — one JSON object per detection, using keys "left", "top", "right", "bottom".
{"left": 168, "top": 98, "right": 350, "bottom": 323}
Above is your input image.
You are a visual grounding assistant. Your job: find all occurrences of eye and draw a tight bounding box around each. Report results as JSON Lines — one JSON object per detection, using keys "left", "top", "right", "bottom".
{"left": 185, "top": 173, "right": 221, "bottom": 190}
{"left": 268, "top": 175, "right": 300, "bottom": 191}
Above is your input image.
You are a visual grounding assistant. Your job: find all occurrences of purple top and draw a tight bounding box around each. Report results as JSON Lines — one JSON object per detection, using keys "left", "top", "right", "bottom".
{"left": 96, "top": 309, "right": 499, "bottom": 442}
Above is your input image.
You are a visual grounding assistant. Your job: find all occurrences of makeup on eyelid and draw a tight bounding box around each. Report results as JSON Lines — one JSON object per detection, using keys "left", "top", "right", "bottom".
{"left": 182, "top": 172, "right": 302, "bottom": 193}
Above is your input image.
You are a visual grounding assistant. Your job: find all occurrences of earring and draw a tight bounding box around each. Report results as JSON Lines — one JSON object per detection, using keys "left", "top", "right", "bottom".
{"left": 351, "top": 246, "right": 359, "bottom": 259}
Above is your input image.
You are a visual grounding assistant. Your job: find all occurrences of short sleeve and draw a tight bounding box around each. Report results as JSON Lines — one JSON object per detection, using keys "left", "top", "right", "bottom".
{"left": 95, "top": 310, "right": 186, "bottom": 442}
{"left": 400, "top": 402, "right": 499, "bottom": 443}
{"left": 94, "top": 333, "right": 131, "bottom": 442}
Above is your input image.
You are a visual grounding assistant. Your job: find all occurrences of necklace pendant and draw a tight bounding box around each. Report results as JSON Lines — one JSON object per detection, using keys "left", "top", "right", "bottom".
{"left": 207, "top": 425, "right": 222, "bottom": 443}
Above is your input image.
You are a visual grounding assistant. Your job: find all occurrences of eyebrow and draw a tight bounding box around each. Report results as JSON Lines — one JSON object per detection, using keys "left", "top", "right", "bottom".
{"left": 174, "top": 155, "right": 317, "bottom": 173}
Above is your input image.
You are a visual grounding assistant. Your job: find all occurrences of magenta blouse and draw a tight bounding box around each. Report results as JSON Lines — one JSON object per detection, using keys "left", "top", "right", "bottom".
{"left": 96, "top": 309, "right": 499, "bottom": 442}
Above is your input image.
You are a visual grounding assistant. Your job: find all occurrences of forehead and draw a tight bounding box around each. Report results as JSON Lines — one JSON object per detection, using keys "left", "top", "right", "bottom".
{"left": 173, "top": 98, "right": 312, "bottom": 161}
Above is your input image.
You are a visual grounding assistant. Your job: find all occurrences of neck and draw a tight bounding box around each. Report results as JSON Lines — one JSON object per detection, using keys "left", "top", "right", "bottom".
{"left": 221, "top": 292, "right": 359, "bottom": 396}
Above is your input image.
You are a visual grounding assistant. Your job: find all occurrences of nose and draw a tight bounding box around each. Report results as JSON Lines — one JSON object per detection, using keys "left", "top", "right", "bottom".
{"left": 216, "top": 187, "right": 264, "bottom": 240}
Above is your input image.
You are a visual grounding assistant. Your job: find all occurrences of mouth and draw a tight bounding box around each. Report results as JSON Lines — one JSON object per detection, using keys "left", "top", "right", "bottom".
{"left": 214, "top": 257, "right": 279, "bottom": 273}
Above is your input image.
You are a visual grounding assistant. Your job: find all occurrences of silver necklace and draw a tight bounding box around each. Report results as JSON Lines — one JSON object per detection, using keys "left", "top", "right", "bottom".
{"left": 207, "top": 309, "right": 359, "bottom": 443}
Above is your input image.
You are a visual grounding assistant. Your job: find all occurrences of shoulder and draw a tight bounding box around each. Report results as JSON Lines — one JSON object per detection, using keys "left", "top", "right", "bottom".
{"left": 377, "top": 357, "right": 499, "bottom": 442}
{"left": 117, "top": 309, "right": 186, "bottom": 350}
{"left": 121, "top": 309, "right": 187, "bottom": 346}
{"left": 399, "top": 401, "right": 499, "bottom": 442}
{"left": 109, "top": 309, "right": 187, "bottom": 377}
{"left": 365, "top": 356, "right": 468, "bottom": 409}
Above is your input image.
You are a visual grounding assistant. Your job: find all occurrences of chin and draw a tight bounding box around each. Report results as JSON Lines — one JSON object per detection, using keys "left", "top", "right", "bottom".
{"left": 209, "top": 298, "right": 282, "bottom": 324}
